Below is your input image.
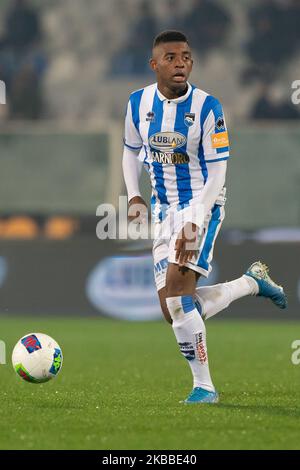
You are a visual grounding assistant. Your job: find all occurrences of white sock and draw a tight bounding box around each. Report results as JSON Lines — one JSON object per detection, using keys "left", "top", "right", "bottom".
{"left": 195, "top": 275, "right": 258, "bottom": 320}
{"left": 166, "top": 295, "right": 215, "bottom": 391}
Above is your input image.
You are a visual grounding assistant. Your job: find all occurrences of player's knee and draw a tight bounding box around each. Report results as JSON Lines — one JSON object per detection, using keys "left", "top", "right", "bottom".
{"left": 166, "top": 265, "right": 192, "bottom": 297}
{"left": 166, "top": 278, "right": 186, "bottom": 297}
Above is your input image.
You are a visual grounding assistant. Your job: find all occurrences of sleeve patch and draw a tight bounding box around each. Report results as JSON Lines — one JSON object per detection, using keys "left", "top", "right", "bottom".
{"left": 211, "top": 131, "right": 229, "bottom": 149}
{"left": 215, "top": 116, "right": 226, "bottom": 131}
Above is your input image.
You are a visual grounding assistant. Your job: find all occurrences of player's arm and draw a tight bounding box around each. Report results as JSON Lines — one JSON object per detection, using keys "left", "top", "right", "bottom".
{"left": 195, "top": 97, "right": 229, "bottom": 216}
{"left": 122, "top": 146, "right": 148, "bottom": 222}
{"left": 122, "top": 98, "right": 148, "bottom": 223}
{"left": 176, "top": 99, "right": 229, "bottom": 266}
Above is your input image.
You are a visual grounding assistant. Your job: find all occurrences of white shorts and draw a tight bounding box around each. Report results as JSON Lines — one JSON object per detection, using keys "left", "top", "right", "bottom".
{"left": 153, "top": 199, "right": 225, "bottom": 292}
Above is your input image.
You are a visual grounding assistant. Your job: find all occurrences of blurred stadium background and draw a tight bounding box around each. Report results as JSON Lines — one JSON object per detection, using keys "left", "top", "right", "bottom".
{"left": 0, "top": 0, "right": 299, "bottom": 320}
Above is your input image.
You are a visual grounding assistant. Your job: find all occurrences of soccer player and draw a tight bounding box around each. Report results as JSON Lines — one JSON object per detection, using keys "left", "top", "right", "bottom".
{"left": 122, "top": 31, "right": 287, "bottom": 404}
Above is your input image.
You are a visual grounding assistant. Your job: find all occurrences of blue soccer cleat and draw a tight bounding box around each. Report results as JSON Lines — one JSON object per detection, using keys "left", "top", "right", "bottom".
{"left": 183, "top": 387, "right": 219, "bottom": 404}
{"left": 245, "top": 261, "right": 287, "bottom": 309}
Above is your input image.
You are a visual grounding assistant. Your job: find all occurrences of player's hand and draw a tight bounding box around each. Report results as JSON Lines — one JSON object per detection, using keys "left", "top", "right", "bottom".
{"left": 175, "top": 222, "right": 199, "bottom": 267}
{"left": 128, "top": 196, "right": 148, "bottom": 224}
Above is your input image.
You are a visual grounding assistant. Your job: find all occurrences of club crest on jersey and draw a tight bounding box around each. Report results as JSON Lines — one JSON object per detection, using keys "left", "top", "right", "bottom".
{"left": 216, "top": 116, "right": 225, "bottom": 131}
{"left": 184, "top": 112, "right": 195, "bottom": 127}
{"left": 149, "top": 131, "right": 186, "bottom": 152}
{"left": 146, "top": 111, "right": 155, "bottom": 122}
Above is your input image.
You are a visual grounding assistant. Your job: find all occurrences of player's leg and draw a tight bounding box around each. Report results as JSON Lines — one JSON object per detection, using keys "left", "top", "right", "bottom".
{"left": 153, "top": 236, "right": 174, "bottom": 323}
{"left": 188, "top": 203, "right": 286, "bottom": 319}
{"left": 165, "top": 263, "right": 218, "bottom": 403}
{"left": 195, "top": 262, "right": 287, "bottom": 320}
{"left": 152, "top": 204, "right": 223, "bottom": 403}
{"left": 161, "top": 248, "right": 274, "bottom": 323}
{"left": 158, "top": 269, "right": 199, "bottom": 323}
{"left": 195, "top": 275, "right": 258, "bottom": 320}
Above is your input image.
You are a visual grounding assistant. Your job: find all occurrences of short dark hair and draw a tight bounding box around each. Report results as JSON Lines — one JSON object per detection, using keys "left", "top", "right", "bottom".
{"left": 153, "top": 30, "right": 189, "bottom": 49}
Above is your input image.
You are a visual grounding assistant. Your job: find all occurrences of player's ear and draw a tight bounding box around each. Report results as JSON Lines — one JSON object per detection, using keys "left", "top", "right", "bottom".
{"left": 149, "top": 58, "right": 157, "bottom": 72}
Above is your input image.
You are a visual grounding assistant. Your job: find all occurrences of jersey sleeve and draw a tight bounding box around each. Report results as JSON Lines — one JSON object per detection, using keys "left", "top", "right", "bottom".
{"left": 201, "top": 96, "right": 230, "bottom": 163}
{"left": 123, "top": 98, "right": 143, "bottom": 151}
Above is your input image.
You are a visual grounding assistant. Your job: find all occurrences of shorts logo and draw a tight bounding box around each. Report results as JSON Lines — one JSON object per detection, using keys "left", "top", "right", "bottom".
{"left": 21, "top": 334, "right": 42, "bottom": 354}
{"left": 149, "top": 131, "right": 186, "bottom": 152}
{"left": 216, "top": 116, "right": 225, "bottom": 131}
{"left": 146, "top": 111, "right": 155, "bottom": 122}
{"left": 195, "top": 333, "right": 207, "bottom": 364}
{"left": 184, "top": 112, "right": 195, "bottom": 127}
{"left": 211, "top": 131, "right": 229, "bottom": 149}
{"left": 154, "top": 257, "right": 168, "bottom": 275}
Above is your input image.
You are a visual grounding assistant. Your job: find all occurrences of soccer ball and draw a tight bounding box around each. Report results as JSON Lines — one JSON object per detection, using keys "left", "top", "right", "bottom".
{"left": 12, "top": 333, "right": 63, "bottom": 384}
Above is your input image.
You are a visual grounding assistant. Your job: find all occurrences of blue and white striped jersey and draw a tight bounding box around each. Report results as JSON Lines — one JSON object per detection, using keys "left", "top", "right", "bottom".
{"left": 124, "top": 82, "right": 230, "bottom": 215}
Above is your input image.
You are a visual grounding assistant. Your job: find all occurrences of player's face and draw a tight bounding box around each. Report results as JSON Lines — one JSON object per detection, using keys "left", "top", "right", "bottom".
{"left": 150, "top": 42, "right": 193, "bottom": 94}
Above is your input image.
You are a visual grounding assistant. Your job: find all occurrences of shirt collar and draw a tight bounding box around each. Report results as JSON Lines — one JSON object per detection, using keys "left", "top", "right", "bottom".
{"left": 156, "top": 82, "right": 192, "bottom": 103}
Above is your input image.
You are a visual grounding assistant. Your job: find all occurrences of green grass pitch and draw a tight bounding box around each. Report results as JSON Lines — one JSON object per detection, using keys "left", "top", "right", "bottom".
{"left": 0, "top": 316, "right": 299, "bottom": 450}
